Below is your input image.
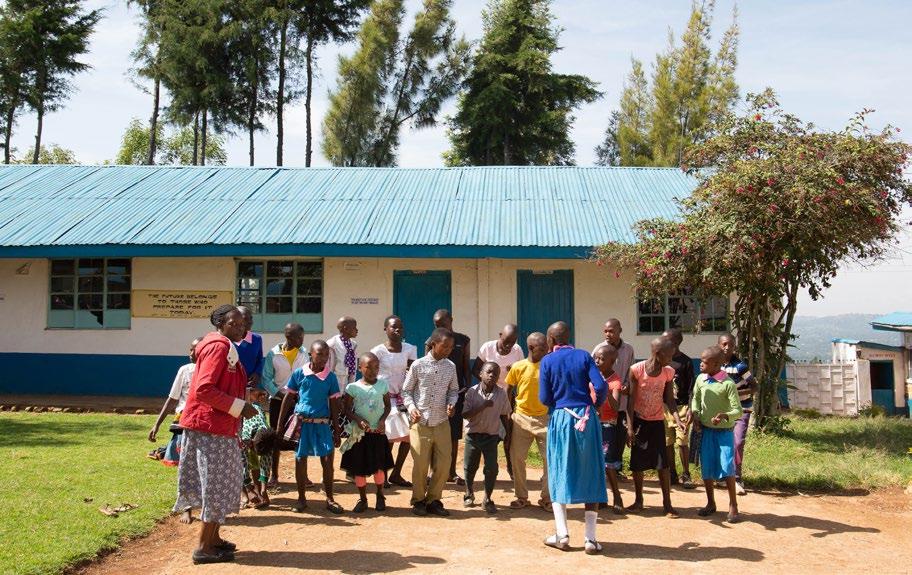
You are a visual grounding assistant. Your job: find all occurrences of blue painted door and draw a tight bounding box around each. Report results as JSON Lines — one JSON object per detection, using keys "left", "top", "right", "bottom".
{"left": 516, "top": 270, "right": 574, "bottom": 352}
{"left": 870, "top": 360, "right": 896, "bottom": 415}
{"left": 393, "top": 270, "right": 452, "bottom": 350}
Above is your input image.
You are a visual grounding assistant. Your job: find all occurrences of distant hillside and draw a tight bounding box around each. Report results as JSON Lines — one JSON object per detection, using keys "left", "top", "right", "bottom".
{"left": 790, "top": 314, "right": 901, "bottom": 361}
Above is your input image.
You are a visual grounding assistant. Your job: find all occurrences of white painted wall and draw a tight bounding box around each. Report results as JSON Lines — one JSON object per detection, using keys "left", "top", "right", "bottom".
{"left": 0, "top": 256, "right": 724, "bottom": 360}
{"left": 830, "top": 340, "right": 908, "bottom": 408}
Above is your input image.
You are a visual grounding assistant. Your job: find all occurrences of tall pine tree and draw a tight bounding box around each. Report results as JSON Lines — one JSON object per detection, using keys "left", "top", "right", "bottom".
{"left": 10, "top": 0, "right": 102, "bottom": 164}
{"left": 322, "top": 0, "right": 469, "bottom": 167}
{"left": 126, "top": 0, "right": 164, "bottom": 165}
{"left": 445, "top": 0, "right": 600, "bottom": 166}
{"left": 595, "top": 2, "right": 739, "bottom": 167}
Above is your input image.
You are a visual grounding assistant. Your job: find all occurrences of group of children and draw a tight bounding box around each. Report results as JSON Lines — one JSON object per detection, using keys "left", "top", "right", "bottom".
{"left": 149, "top": 310, "right": 754, "bottom": 533}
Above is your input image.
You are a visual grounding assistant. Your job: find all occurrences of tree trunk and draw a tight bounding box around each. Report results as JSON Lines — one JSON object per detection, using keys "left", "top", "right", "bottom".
{"left": 3, "top": 100, "right": 16, "bottom": 164}
{"left": 32, "top": 102, "right": 43, "bottom": 164}
{"left": 276, "top": 14, "right": 288, "bottom": 167}
{"left": 147, "top": 76, "right": 161, "bottom": 165}
{"left": 304, "top": 33, "right": 314, "bottom": 167}
{"left": 192, "top": 110, "right": 200, "bottom": 165}
{"left": 201, "top": 109, "right": 208, "bottom": 166}
{"left": 503, "top": 130, "right": 512, "bottom": 165}
{"left": 374, "top": 43, "right": 415, "bottom": 167}
{"left": 249, "top": 55, "right": 258, "bottom": 167}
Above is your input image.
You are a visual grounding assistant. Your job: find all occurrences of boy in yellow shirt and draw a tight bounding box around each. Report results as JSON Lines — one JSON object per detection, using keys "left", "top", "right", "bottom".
{"left": 506, "top": 332, "right": 551, "bottom": 510}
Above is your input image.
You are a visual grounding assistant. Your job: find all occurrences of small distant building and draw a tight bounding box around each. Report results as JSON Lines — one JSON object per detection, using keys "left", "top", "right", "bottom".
{"left": 787, "top": 313, "right": 912, "bottom": 417}
{"left": 0, "top": 165, "right": 730, "bottom": 398}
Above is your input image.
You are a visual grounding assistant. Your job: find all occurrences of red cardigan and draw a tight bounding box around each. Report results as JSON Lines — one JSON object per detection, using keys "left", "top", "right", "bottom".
{"left": 180, "top": 332, "right": 248, "bottom": 437}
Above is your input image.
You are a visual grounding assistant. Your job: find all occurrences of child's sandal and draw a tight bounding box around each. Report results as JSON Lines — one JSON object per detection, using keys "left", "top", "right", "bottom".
{"left": 543, "top": 534, "right": 570, "bottom": 551}
{"left": 584, "top": 539, "right": 603, "bottom": 555}
{"left": 509, "top": 498, "right": 530, "bottom": 509}
{"left": 326, "top": 500, "right": 344, "bottom": 515}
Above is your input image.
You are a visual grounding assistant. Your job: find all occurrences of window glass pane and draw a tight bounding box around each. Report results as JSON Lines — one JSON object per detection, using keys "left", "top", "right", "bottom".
{"left": 51, "top": 294, "right": 74, "bottom": 310}
{"left": 51, "top": 259, "right": 75, "bottom": 275}
{"left": 50, "top": 276, "right": 74, "bottom": 293}
{"left": 237, "top": 298, "right": 261, "bottom": 313}
{"left": 238, "top": 277, "right": 260, "bottom": 291}
{"left": 107, "top": 259, "right": 131, "bottom": 275}
{"left": 297, "top": 261, "right": 322, "bottom": 277}
{"left": 296, "top": 279, "right": 321, "bottom": 296}
{"left": 107, "top": 275, "right": 130, "bottom": 292}
{"left": 267, "top": 261, "right": 294, "bottom": 277}
{"left": 266, "top": 278, "right": 292, "bottom": 296}
{"left": 266, "top": 297, "right": 292, "bottom": 313}
{"left": 238, "top": 261, "right": 263, "bottom": 278}
{"left": 78, "top": 258, "right": 104, "bottom": 276}
{"left": 76, "top": 310, "right": 104, "bottom": 328}
{"left": 78, "top": 276, "right": 104, "bottom": 293}
{"left": 107, "top": 293, "right": 131, "bottom": 309}
{"left": 297, "top": 297, "right": 321, "bottom": 314}
{"left": 78, "top": 294, "right": 103, "bottom": 310}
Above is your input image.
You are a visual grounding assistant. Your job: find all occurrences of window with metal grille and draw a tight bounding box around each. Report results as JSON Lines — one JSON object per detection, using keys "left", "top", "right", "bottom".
{"left": 637, "top": 289, "right": 729, "bottom": 334}
{"left": 48, "top": 258, "right": 132, "bottom": 329}
{"left": 236, "top": 260, "right": 323, "bottom": 332}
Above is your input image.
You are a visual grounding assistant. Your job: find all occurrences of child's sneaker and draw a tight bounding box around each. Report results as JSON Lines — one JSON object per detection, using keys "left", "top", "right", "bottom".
{"left": 681, "top": 474, "right": 695, "bottom": 489}
{"left": 483, "top": 499, "right": 497, "bottom": 514}
{"left": 463, "top": 493, "right": 476, "bottom": 507}
{"left": 584, "top": 539, "right": 603, "bottom": 555}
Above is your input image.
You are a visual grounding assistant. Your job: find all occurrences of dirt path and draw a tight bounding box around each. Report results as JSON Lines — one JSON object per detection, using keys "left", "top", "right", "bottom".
{"left": 79, "top": 456, "right": 912, "bottom": 575}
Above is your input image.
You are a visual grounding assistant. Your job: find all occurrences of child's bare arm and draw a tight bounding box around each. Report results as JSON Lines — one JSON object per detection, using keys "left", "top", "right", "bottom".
{"left": 329, "top": 396, "right": 342, "bottom": 446}
{"left": 149, "top": 397, "right": 178, "bottom": 442}
{"left": 665, "top": 379, "right": 684, "bottom": 430}
{"left": 277, "top": 393, "right": 293, "bottom": 432}
{"left": 378, "top": 394, "right": 391, "bottom": 432}
{"left": 604, "top": 385, "right": 620, "bottom": 413}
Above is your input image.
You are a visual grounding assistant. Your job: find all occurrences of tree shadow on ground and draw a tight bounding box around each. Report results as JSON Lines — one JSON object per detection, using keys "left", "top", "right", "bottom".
{"left": 731, "top": 512, "right": 880, "bottom": 538}
{"left": 601, "top": 541, "right": 763, "bottom": 562}
{"left": 233, "top": 550, "right": 445, "bottom": 573}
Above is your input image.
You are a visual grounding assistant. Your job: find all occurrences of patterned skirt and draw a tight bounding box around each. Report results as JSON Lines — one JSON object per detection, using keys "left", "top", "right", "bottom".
{"left": 174, "top": 429, "right": 243, "bottom": 524}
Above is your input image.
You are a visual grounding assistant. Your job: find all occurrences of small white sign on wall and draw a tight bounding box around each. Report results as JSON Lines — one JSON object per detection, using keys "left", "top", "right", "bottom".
{"left": 351, "top": 297, "right": 379, "bottom": 305}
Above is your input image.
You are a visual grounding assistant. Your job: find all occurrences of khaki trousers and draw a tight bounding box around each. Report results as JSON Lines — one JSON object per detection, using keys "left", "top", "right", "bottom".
{"left": 509, "top": 411, "right": 550, "bottom": 502}
{"left": 409, "top": 421, "right": 452, "bottom": 505}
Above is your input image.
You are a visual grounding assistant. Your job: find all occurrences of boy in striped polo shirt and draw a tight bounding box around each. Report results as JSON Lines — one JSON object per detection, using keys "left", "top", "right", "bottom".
{"left": 718, "top": 333, "right": 757, "bottom": 495}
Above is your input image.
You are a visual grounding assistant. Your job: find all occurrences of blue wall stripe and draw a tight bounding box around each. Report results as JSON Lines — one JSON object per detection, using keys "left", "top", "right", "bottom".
{"left": 0, "top": 243, "right": 593, "bottom": 259}
{"left": 0, "top": 353, "right": 186, "bottom": 397}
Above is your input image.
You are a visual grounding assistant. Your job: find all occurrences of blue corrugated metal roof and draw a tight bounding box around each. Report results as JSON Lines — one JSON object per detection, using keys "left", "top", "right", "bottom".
{"left": 871, "top": 312, "right": 912, "bottom": 332}
{"left": 0, "top": 165, "right": 697, "bottom": 258}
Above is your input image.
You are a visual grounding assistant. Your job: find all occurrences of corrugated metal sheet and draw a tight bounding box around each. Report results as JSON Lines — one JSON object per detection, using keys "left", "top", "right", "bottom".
{"left": 871, "top": 312, "right": 912, "bottom": 331}
{"left": 0, "top": 165, "right": 695, "bottom": 249}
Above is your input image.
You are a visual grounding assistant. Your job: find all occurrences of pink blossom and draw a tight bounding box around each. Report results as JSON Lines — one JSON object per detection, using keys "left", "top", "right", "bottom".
{"left": 836, "top": 176, "right": 845, "bottom": 186}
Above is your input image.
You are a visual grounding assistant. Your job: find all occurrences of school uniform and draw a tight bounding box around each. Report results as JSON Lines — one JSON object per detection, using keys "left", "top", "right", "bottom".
{"left": 539, "top": 346, "right": 607, "bottom": 505}
{"left": 284, "top": 366, "right": 341, "bottom": 458}
{"left": 371, "top": 342, "right": 418, "bottom": 443}
{"left": 236, "top": 331, "right": 264, "bottom": 380}
{"left": 691, "top": 373, "right": 743, "bottom": 480}
{"left": 261, "top": 343, "right": 308, "bottom": 434}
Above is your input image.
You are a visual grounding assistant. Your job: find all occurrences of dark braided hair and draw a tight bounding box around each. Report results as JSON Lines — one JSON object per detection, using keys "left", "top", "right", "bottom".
{"left": 210, "top": 304, "right": 239, "bottom": 328}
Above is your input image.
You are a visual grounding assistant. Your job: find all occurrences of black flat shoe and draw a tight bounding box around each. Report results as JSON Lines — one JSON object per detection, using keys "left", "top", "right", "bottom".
{"left": 192, "top": 549, "right": 234, "bottom": 564}
{"left": 215, "top": 540, "right": 237, "bottom": 551}
{"left": 376, "top": 495, "right": 386, "bottom": 512}
{"left": 353, "top": 499, "right": 368, "bottom": 513}
{"left": 426, "top": 500, "right": 450, "bottom": 517}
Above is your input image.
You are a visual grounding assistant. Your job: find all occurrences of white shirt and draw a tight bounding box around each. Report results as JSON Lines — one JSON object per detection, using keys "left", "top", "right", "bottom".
{"left": 477, "top": 340, "right": 525, "bottom": 388}
{"left": 168, "top": 363, "right": 195, "bottom": 414}
{"left": 327, "top": 334, "right": 358, "bottom": 391}
{"left": 371, "top": 342, "right": 418, "bottom": 396}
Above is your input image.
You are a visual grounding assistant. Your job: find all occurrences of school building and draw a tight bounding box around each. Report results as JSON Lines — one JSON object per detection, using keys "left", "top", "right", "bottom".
{"left": 0, "top": 164, "right": 729, "bottom": 398}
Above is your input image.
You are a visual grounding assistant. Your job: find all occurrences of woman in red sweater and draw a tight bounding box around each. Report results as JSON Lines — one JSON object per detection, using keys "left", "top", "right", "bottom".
{"left": 175, "top": 304, "right": 258, "bottom": 564}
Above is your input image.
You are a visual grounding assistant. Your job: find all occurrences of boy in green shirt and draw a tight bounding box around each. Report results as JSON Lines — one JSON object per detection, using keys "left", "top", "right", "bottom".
{"left": 691, "top": 346, "right": 743, "bottom": 523}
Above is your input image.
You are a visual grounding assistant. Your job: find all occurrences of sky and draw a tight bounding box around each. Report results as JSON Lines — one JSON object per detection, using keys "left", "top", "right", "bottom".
{"left": 7, "top": 0, "right": 912, "bottom": 318}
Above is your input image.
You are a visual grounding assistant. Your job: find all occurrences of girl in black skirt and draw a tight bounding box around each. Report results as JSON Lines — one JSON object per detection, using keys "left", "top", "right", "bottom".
{"left": 340, "top": 352, "right": 394, "bottom": 512}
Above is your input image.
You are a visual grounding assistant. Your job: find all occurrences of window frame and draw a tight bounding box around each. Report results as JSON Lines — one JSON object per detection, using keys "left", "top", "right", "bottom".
{"left": 47, "top": 258, "right": 132, "bottom": 330}
{"left": 636, "top": 289, "right": 730, "bottom": 335}
{"left": 234, "top": 258, "right": 324, "bottom": 333}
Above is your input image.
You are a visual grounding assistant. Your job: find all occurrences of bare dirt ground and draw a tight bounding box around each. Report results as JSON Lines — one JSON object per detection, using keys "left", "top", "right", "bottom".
{"left": 78, "top": 455, "right": 912, "bottom": 575}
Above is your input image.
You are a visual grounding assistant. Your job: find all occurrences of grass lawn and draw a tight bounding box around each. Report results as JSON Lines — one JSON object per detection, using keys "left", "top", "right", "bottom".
{"left": 1, "top": 412, "right": 911, "bottom": 575}
{"left": 522, "top": 415, "right": 912, "bottom": 491}
{"left": 0, "top": 413, "right": 177, "bottom": 575}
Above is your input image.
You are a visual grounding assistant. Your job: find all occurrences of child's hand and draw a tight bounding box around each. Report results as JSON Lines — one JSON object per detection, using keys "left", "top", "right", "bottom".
{"left": 358, "top": 419, "right": 369, "bottom": 431}
{"left": 684, "top": 409, "right": 693, "bottom": 426}
{"left": 620, "top": 384, "right": 630, "bottom": 396}
{"left": 410, "top": 409, "right": 422, "bottom": 424}
{"left": 626, "top": 426, "right": 635, "bottom": 448}
{"left": 148, "top": 427, "right": 158, "bottom": 443}
{"left": 446, "top": 404, "right": 455, "bottom": 417}
{"left": 711, "top": 412, "right": 728, "bottom": 426}
{"left": 376, "top": 421, "right": 386, "bottom": 435}
{"left": 240, "top": 402, "right": 258, "bottom": 419}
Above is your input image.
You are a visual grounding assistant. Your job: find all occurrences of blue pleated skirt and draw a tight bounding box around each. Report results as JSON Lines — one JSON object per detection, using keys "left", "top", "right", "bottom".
{"left": 296, "top": 422, "right": 334, "bottom": 458}
{"left": 547, "top": 407, "right": 608, "bottom": 504}
{"left": 700, "top": 427, "right": 735, "bottom": 480}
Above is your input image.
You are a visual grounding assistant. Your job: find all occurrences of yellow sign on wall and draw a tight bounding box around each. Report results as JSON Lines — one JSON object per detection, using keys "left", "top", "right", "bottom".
{"left": 132, "top": 290, "right": 234, "bottom": 319}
